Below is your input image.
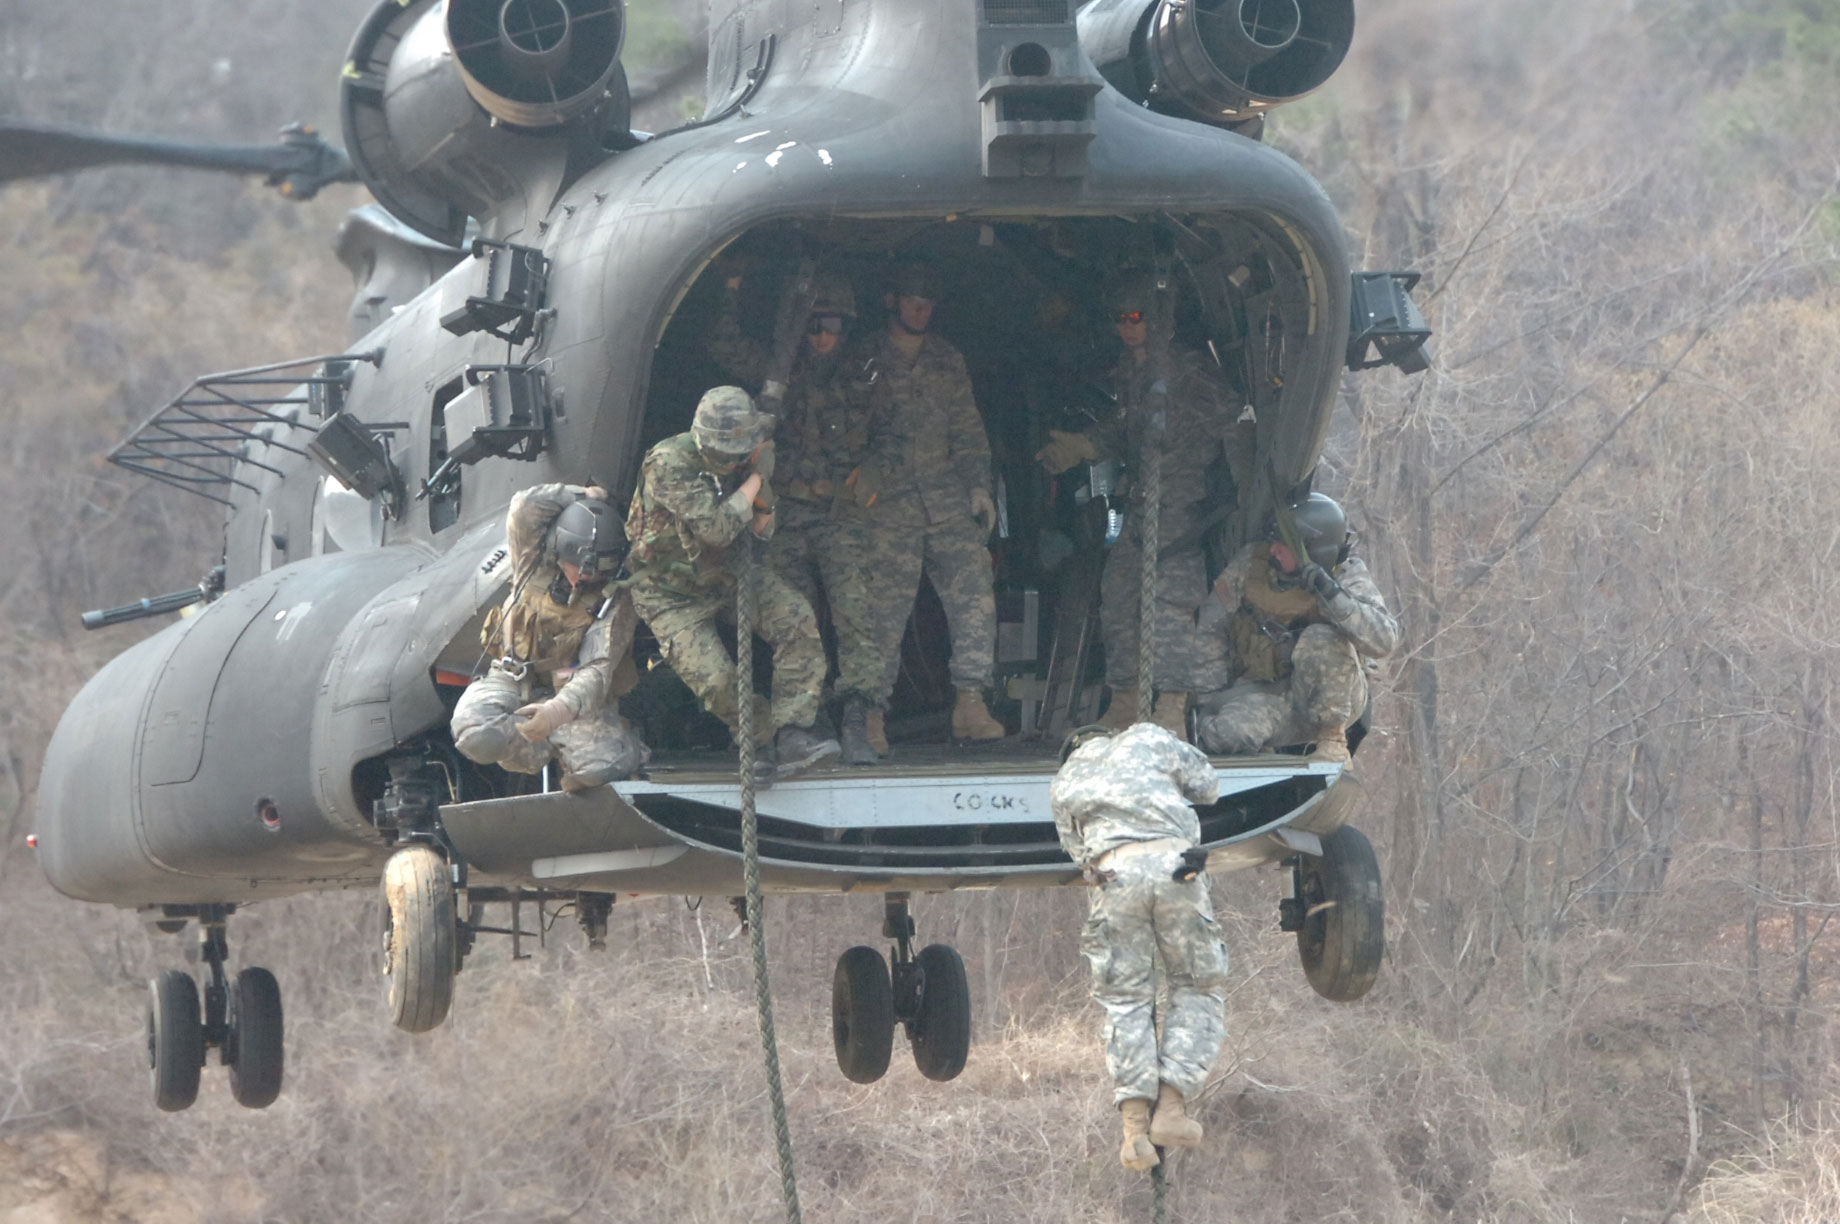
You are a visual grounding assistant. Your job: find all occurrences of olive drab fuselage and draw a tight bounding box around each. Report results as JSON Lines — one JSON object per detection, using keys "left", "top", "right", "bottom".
{"left": 34, "top": 0, "right": 1366, "bottom": 908}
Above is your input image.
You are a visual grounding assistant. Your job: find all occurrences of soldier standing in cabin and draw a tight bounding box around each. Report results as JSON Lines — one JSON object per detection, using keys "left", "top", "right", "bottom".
{"left": 1036, "top": 273, "right": 1253, "bottom": 740}
{"left": 840, "top": 258, "right": 1007, "bottom": 747}
{"left": 708, "top": 265, "right": 886, "bottom": 765}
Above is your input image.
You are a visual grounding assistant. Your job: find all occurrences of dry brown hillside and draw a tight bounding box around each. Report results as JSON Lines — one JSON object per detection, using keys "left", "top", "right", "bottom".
{"left": 4, "top": 1, "right": 1840, "bottom": 1220}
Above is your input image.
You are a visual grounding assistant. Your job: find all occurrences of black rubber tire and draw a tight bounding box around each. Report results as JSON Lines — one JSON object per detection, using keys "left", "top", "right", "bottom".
{"left": 382, "top": 844, "right": 457, "bottom": 1033}
{"left": 1297, "top": 824, "right": 1386, "bottom": 1002}
{"left": 910, "top": 943, "right": 971, "bottom": 1082}
{"left": 832, "top": 945, "right": 894, "bottom": 1084}
{"left": 147, "top": 970, "right": 203, "bottom": 1112}
{"left": 226, "top": 967, "right": 285, "bottom": 1109}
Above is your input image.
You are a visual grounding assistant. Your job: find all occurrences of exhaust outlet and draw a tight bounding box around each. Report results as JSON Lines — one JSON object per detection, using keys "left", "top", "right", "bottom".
{"left": 1079, "top": 0, "right": 1352, "bottom": 127}
{"left": 447, "top": 0, "right": 625, "bottom": 127}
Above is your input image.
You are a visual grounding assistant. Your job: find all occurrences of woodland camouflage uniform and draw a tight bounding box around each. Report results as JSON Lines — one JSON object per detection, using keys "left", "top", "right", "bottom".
{"left": 1195, "top": 541, "right": 1399, "bottom": 754}
{"left": 1094, "top": 345, "right": 1254, "bottom": 698}
{"left": 1051, "top": 723, "right": 1230, "bottom": 1105}
{"left": 624, "top": 430, "right": 827, "bottom": 739}
{"left": 851, "top": 326, "right": 997, "bottom": 705}
{"left": 707, "top": 285, "right": 883, "bottom": 703}
{"left": 452, "top": 484, "right": 648, "bottom": 788}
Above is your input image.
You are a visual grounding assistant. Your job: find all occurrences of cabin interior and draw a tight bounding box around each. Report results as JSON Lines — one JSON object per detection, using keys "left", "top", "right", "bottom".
{"left": 617, "top": 212, "right": 1313, "bottom": 766}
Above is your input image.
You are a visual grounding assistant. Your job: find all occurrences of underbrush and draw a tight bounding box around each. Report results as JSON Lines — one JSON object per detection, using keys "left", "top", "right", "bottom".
{"left": 9, "top": 873, "right": 1805, "bottom": 1223}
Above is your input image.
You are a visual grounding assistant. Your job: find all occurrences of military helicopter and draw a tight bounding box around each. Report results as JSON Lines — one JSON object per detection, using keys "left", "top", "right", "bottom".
{"left": 17, "top": 0, "right": 1429, "bottom": 1114}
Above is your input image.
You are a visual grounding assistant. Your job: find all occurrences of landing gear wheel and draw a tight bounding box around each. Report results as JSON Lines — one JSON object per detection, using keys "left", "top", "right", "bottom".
{"left": 147, "top": 970, "right": 203, "bottom": 1112}
{"left": 832, "top": 945, "right": 895, "bottom": 1084}
{"left": 909, "top": 944, "right": 971, "bottom": 1082}
{"left": 226, "top": 966, "right": 285, "bottom": 1109}
{"left": 1296, "top": 824, "right": 1385, "bottom": 1002}
{"left": 382, "top": 844, "right": 457, "bottom": 1033}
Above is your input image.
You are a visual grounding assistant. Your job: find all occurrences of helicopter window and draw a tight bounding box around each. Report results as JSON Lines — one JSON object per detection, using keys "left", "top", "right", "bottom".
{"left": 427, "top": 378, "right": 465, "bottom": 534}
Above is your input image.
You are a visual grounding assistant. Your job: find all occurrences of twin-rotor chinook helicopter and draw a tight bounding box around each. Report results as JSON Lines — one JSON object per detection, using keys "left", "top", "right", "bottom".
{"left": 15, "top": 0, "right": 1429, "bottom": 1113}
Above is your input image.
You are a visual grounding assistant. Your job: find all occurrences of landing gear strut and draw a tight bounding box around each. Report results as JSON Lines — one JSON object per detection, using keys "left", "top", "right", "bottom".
{"left": 829, "top": 893, "right": 972, "bottom": 1084}
{"left": 144, "top": 904, "right": 284, "bottom": 1112}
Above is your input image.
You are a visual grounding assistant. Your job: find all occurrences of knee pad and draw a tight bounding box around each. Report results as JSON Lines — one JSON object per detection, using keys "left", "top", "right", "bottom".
{"left": 453, "top": 721, "right": 513, "bottom": 765}
{"left": 1196, "top": 715, "right": 1259, "bottom": 756}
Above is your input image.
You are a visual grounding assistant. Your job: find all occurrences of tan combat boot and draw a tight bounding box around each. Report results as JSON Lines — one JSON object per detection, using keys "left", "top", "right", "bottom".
{"left": 865, "top": 708, "right": 890, "bottom": 757}
{"left": 1119, "top": 1097, "right": 1160, "bottom": 1170}
{"left": 1097, "top": 688, "right": 1138, "bottom": 732}
{"left": 1151, "top": 691, "right": 1189, "bottom": 740}
{"left": 1149, "top": 1082, "right": 1203, "bottom": 1148}
{"left": 1309, "top": 727, "right": 1351, "bottom": 764}
{"left": 951, "top": 687, "right": 1005, "bottom": 742}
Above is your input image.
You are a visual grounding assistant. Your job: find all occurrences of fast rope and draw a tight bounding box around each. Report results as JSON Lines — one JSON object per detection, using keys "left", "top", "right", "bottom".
{"left": 735, "top": 539, "right": 803, "bottom": 1223}
{"left": 1137, "top": 275, "right": 1171, "bottom": 1224}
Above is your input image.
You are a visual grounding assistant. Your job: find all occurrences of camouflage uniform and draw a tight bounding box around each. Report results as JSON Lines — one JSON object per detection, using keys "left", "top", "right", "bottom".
{"left": 624, "top": 431, "right": 827, "bottom": 738}
{"left": 452, "top": 484, "right": 648, "bottom": 787}
{"left": 1051, "top": 723, "right": 1230, "bottom": 1104}
{"left": 707, "top": 289, "right": 883, "bottom": 701}
{"left": 1093, "top": 347, "right": 1253, "bottom": 695}
{"left": 852, "top": 327, "right": 997, "bottom": 702}
{"left": 1194, "top": 542, "right": 1399, "bottom": 753}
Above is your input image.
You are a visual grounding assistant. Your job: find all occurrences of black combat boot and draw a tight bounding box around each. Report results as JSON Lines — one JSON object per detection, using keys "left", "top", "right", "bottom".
{"left": 839, "top": 696, "right": 877, "bottom": 766}
{"left": 747, "top": 739, "right": 777, "bottom": 788}
{"left": 775, "top": 723, "right": 842, "bottom": 778}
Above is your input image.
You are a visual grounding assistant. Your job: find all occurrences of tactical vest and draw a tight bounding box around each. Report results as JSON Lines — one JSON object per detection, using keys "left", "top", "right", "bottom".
{"left": 482, "top": 570, "right": 600, "bottom": 676}
{"left": 1229, "top": 544, "right": 1325, "bottom": 684}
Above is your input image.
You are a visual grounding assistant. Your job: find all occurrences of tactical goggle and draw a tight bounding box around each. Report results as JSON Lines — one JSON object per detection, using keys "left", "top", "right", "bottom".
{"left": 807, "top": 315, "right": 846, "bottom": 336}
{"left": 1115, "top": 310, "right": 1146, "bottom": 325}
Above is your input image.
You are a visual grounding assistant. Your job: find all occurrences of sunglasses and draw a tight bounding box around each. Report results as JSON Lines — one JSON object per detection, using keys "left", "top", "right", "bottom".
{"left": 1115, "top": 310, "right": 1145, "bottom": 325}
{"left": 807, "top": 315, "right": 846, "bottom": 335}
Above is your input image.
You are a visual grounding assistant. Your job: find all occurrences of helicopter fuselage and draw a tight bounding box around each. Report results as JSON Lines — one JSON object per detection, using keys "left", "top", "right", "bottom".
{"left": 36, "top": 0, "right": 1355, "bottom": 911}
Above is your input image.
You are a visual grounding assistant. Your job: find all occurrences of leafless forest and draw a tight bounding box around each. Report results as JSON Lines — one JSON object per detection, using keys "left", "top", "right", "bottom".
{"left": 4, "top": 1, "right": 1840, "bottom": 1220}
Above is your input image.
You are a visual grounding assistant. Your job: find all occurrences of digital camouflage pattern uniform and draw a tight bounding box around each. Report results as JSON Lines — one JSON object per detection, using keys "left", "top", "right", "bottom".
{"left": 852, "top": 327, "right": 997, "bottom": 704}
{"left": 1051, "top": 723, "right": 1230, "bottom": 1104}
{"left": 452, "top": 484, "right": 648, "bottom": 787}
{"left": 1194, "top": 541, "right": 1399, "bottom": 753}
{"left": 1093, "top": 346, "right": 1254, "bottom": 695}
{"left": 624, "top": 432, "right": 827, "bottom": 738}
{"left": 707, "top": 289, "right": 883, "bottom": 702}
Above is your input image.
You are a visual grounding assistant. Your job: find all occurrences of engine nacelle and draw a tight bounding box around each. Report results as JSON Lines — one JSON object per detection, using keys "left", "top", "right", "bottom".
{"left": 1079, "top": 0, "right": 1353, "bottom": 128}
{"left": 340, "top": 0, "right": 629, "bottom": 245}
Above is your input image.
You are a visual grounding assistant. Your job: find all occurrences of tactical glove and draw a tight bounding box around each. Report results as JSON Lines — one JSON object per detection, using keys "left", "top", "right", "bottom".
{"left": 1035, "top": 428, "right": 1097, "bottom": 476}
{"left": 1300, "top": 561, "right": 1344, "bottom": 604}
{"left": 843, "top": 465, "right": 883, "bottom": 508}
{"left": 753, "top": 475, "right": 778, "bottom": 513}
{"left": 514, "top": 697, "right": 575, "bottom": 742}
{"left": 750, "top": 439, "right": 776, "bottom": 482}
{"left": 970, "top": 487, "right": 997, "bottom": 534}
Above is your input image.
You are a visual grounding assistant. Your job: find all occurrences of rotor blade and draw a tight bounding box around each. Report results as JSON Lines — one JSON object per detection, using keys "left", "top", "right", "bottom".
{"left": 0, "top": 121, "right": 357, "bottom": 199}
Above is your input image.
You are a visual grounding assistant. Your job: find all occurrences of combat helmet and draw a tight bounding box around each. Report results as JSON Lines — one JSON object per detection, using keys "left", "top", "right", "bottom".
{"left": 1108, "top": 272, "right": 1160, "bottom": 317}
{"left": 809, "top": 270, "right": 856, "bottom": 318}
{"left": 1275, "top": 491, "right": 1348, "bottom": 568}
{"left": 691, "top": 385, "right": 776, "bottom": 457}
{"left": 888, "top": 259, "right": 944, "bottom": 301}
{"left": 1059, "top": 723, "right": 1116, "bottom": 765}
{"left": 551, "top": 496, "right": 626, "bottom": 582}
